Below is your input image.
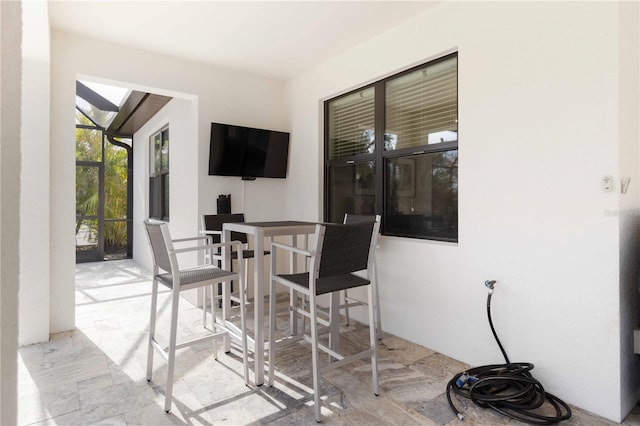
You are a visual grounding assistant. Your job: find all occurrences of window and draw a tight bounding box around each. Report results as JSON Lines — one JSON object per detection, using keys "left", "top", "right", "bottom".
{"left": 325, "top": 53, "right": 458, "bottom": 241}
{"left": 149, "top": 126, "right": 169, "bottom": 221}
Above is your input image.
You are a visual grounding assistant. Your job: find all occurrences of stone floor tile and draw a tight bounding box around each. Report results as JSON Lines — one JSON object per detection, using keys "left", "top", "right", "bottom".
{"left": 147, "top": 380, "right": 214, "bottom": 425}
{"left": 181, "top": 360, "right": 254, "bottom": 407}
{"left": 410, "top": 392, "right": 461, "bottom": 425}
{"left": 28, "top": 354, "right": 110, "bottom": 391}
{"left": 377, "top": 334, "right": 437, "bottom": 366}
{"left": 18, "top": 343, "right": 45, "bottom": 372}
{"left": 18, "top": 380, "right": 80, "bottom": 425}
{"left": 79, "top": 381, "right": 156, "bottom": 424}
{"left": 87, "top": 414, "right": 127, "bottom": 426}
{"left": 35, "top": 409, "right": 84, "bottom": 426}
{"left": 122, "top": 403, "right": 185, "bottom": 426}
{"left": 78, "top": 374, "right": 114, "bottom": 396}
{"left": 14, "top": 260, "right": 632, "bottom": 426}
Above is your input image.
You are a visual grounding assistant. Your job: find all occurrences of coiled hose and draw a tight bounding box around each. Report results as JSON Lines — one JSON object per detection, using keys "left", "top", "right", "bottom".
{"left": 445, "top": 281, "right": 572, "bottom": 424}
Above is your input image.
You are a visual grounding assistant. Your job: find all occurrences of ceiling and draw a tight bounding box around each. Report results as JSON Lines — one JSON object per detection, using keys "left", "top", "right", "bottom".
{"left": 49, "top": 1, "right": 437, "bottom": 81}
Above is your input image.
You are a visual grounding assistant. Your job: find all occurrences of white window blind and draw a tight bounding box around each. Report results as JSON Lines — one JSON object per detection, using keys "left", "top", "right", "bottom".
{"left": 385, "top": 56, "right": 457, "bottom": 151}
{"left": 328, "top": 86, "right": 375, "bottom": 159}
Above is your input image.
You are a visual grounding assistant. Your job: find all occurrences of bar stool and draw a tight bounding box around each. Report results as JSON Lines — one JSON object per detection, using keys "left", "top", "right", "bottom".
{"left": 268, "top": 220, "right": 380, "bottom": 422}
{"left": 144, "top": 219, "right": 248, "bottom": 413}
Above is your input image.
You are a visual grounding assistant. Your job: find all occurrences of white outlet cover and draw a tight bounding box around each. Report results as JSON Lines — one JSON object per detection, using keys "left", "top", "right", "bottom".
{"left": 602, "top": 175, "right": 614, "bottom": 192}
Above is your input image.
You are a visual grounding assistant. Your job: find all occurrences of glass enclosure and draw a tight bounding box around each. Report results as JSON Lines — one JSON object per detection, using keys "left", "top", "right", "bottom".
{"left": 75, "top": 96, "right": 132, "bottom": 262}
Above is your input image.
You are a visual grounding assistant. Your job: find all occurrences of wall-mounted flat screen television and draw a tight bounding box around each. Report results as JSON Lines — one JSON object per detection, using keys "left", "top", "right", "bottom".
{"left": 208, "top": 122, "right": 290, "bottom": 179}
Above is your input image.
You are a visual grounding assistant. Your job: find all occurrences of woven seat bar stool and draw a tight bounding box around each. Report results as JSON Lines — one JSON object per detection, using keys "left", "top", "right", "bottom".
{"left": 267, "top": 220, "right": 380, "bottom": 422}
{"left": 341, "top": 214, "right": 382, "bottom": 340}
{"left": 200, "top": 214, "right": 271, "bottom": 319}
{"left": 144, "top": 220, "right": 248, "bottom": 413}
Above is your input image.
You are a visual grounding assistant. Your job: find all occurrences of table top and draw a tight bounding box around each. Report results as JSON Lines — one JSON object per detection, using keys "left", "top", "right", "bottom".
{"left": 223, "top": 220, "right": 318, "bottom": 236}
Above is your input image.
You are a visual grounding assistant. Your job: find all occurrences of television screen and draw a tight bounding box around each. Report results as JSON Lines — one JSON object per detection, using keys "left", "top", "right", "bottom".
{"left": 208, "top": 122, "right": 290, "bottom": 178}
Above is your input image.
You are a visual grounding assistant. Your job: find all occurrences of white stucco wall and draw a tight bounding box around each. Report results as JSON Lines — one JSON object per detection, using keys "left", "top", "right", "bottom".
{"left": 132, "top": 97, "right": 198, "bottom": 271}
{"left": 1, "top": 0, "right": 22, "bottom": 423}
{"left": 285, "top": 1, "right": 634, "bottom": 422}
{"left": 50, "top": 31, "right": 288, "bottom": 332}
{"left": 19, "top": 0, "right": 50, "bottom": 346}
{"left": 131, "top": 97, "right": 200, "bottom": 305}
{"left": 618, "top": 0, "right": 640, "bottom": 417}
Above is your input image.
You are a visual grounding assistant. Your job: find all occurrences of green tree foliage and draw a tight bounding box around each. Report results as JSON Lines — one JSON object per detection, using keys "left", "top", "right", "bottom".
{"left": 76, "top": 111, "right": 129, "bottom": 254}
{"left": 104, "top": 142, "right": 128, "bottom": 251}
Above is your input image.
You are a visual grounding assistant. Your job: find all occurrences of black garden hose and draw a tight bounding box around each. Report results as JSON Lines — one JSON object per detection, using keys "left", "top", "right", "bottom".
{"left": 446, "top": 280, "right": 572, "bottom": 425}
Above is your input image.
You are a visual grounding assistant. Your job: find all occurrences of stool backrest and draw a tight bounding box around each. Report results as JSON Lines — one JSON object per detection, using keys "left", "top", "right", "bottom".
{"left": 144, "top": 220, "right": 174, "bottom": 273}
{"left": 202, "top": 213, "right": 248, "bottom": 244}
{"left": 343, "top": 213, "right": 378, "bottom": 225}
{"left": 317, "top": 221, "right": 376, "bottom": 278}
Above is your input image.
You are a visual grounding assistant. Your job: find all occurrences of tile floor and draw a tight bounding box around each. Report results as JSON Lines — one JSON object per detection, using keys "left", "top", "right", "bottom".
{"left": 16, "top": 259, "right": 640, "bottom": 425}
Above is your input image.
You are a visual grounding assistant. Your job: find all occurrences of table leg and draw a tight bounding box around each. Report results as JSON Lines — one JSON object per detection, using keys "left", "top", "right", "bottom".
{"left": 289, "top": 234, "right": 298, "bottom": 335}
{"left": 253, "top": 228, "right": 265, "bottom": 385}
{"left": 222, "top": 229, "right": 232, "bottom": 353}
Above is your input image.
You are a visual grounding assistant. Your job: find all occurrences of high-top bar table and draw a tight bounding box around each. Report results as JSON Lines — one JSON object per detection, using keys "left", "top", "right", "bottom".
{"left": 222, "top": 221, "right": 317, "bottom": 385}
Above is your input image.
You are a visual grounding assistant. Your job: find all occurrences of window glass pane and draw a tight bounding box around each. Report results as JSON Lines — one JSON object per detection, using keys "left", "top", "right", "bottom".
{"left": 149, "top": 175, "right": 161, "bottom": 219}
{"left": 160, "top": 129, "right": 169, "bottom": 173}
{"left": 76, "top": 218, "right": 98, "bottom": 251}
{"left": 75, "top": 108, "right": 84, "bottom": 125}
{"left": 104, "top": 144, "right": 128, "bottom": 219}
{"left": 153, "top": 134, "right": 161, "bottom": 175}
{"left": 75, "top": 95, "right": 118, "bottom": 128}
{"left": 76, "top": 108, "right": 93, "bottom": 126}
{"left": 76, "top": 127, "right": 102, "bottom": 162}
{"left": 328, "top": 86, "right": 375, "bottom": 159}
{"left": 163, "top": 174, "right": 170, "bottom": 220}
{"left": 80, "top": 80, "right": 129, "bottom": 108}
{"left": 328, "top": 161, "right": 376, "bottom": 223}
{"left": 104, "top": 220, "right": 128, "bottom": 260}
{"left": 76, "top": 165, "right": 99, "bottom": 216}
{"left": 385, "top": 56, "right": 457, "bottom": 151}
{"left": 385, "top": 150, "right": 458, "bottom": 240}
{"left": 149, "top": 127, "right": 169, "bottom": 221}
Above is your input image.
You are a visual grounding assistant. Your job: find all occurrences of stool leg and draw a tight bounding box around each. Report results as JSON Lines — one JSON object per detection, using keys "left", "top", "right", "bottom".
{"left": 210, "top": 284, "right": 216, "bottom": 329}
{"left": 267, "top": 275, "right": 277, "bottom": 386}
{"left": 210, "top": 284, "right": 218, "bottom": 360}
{"left": 310, "top": 294, "right": 322, "bottom": 423}
{"left": 164, "top": 288, "right": 181, "bottom": 413}
{"left": 147, "top": 278, "right": 159, "bottom": 382}
{"left": 367, "top": 284, "right": 379, "bottom": 396}
{"left": 238, "top": 271, "right": 249, "bottom": 386}
{"left": 202, "top": 285, "right": 208, "bottom": 327}
{"left": 222, "top": 280, "right": 231, "bottom": 353}
{"left": 244, "top": 258, "right": 249, "bottom": 304}
{"left": 344, "top": 289, "right": 350, "bottom": 326}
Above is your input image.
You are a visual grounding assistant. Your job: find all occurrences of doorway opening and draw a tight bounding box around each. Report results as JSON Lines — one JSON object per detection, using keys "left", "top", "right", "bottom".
{"left": 75, "top": 80, "right": 171, "bottom": 262}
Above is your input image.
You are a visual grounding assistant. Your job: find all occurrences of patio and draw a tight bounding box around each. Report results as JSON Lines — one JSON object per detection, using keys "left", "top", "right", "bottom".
{"left": 16, "top": 260, "right": 636, "bottom": 425}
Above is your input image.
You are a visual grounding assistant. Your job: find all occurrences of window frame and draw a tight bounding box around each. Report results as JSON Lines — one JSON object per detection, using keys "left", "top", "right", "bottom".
{"left": 324, "top": 52, "right": 458, "bottom": 242}
{"left": 149, "top": 125, "right": 169, "bottom": 221}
